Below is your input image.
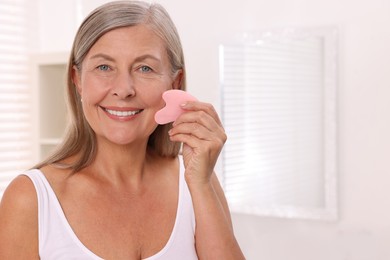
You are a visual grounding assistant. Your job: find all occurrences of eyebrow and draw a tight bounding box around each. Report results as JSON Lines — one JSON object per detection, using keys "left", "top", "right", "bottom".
{"left": 89, "top": 53, "right": 116, "bottom": 62}
{"left": 89, "top": 53, "right": 161, "bottom": 63}
{"left": 134, "top": 54, "right": 161, "bottom": 63}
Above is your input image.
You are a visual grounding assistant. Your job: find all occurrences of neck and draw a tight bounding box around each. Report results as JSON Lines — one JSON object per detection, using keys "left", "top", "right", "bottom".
{"left": 87, "top": 137, "right": 153, "bottom": 187}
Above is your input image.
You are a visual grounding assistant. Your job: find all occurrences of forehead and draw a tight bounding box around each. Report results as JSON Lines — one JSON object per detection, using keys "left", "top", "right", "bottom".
{"left": 87, "top": 25, "right": 167, "bottom": 59}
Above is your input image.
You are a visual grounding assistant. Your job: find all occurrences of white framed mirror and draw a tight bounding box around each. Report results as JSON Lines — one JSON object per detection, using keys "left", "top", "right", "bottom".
{"left": 220, "top": 27, "right": 338, "bottom": 220}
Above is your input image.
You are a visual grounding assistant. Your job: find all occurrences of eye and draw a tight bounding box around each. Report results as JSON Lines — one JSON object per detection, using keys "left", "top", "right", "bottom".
{"left": 97, "top": 64, "right": 110, "bottom": 71}
{"left": 139, "top": 65, "right": 152, "bottom": 73}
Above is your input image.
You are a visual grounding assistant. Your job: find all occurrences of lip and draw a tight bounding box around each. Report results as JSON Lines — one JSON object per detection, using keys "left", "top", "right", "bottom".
{"left": 100, "top": 106, "right": 143, "bottom": 121}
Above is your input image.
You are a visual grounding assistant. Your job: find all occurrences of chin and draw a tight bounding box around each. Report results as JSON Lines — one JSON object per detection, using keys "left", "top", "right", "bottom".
{"left": 104, "top": 133, "right": 148, "bottom": 147}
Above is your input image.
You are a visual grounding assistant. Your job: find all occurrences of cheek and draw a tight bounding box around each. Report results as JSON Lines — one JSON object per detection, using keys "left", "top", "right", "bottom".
{"left": 144, "top": 90, "right": 166, "bottom": 110}
{"left": 81, "top": 77, "right": 110, "bottom": 103}
{"left": 141, "top": 80, "right": 172, "bottom": 108}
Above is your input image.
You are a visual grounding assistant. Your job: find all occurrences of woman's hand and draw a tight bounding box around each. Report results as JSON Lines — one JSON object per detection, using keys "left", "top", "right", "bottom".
{"left": 168, "top": 101, "right": 227, "bottom": 185}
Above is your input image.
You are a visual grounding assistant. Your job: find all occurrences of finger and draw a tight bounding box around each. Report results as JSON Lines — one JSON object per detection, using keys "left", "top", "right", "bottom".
{"left": 169, "top": 132, "right": 225, "bottom": 155}
{"left": 174, "top": 110, "right": 222, "bottom": 133}
{"left": 169, "top": 121, "right": 227, "bottom": 150}
{"left": 180, "top": 101, "right": 223, "bottom": 126}
{"left": 169, "top": 122, "right": 218, "bottom": 141}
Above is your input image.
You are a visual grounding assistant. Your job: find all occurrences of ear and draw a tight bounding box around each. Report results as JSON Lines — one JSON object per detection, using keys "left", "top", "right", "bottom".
{"left": 72, "top": 65, "right": 82, "bottom": 95}
{"left": 172, "top": 69, "right": 183, "bottom": 90}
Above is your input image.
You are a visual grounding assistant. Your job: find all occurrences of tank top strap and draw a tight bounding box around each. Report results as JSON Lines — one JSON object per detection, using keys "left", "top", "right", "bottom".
{"left": 22, "top": 169, "right": 52, "bottom": 250}
{"left": 22, "top": 169, "right": 103, "bottom": 259}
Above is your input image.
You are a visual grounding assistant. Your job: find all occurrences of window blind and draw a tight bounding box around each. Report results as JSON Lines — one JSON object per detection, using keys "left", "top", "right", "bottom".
{"left": 220, "top": 31, "right": 336, "bottom": 218}
{"left": 0, "top": 0, "right": 34, "bottom": 197}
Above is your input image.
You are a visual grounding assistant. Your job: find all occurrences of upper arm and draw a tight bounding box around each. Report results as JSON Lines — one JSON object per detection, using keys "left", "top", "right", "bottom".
{"left": 0, "top": 175, "right": 39, "bottom": 259}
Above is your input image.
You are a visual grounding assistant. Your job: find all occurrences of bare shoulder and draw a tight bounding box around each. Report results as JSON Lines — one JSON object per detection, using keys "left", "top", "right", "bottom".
{"left": 0, "top": 174, "right": 37, "bottom": 214}
{"left": 40, "top": 163, "right": 71, "bottom": 181}
{"left": 0, "top": 175, "right": 39, "bottom": 258}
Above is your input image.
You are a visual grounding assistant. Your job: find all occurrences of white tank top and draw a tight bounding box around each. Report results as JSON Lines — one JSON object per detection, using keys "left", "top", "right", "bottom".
{"left": 23, "top": 156, "right": 198, "bottom": 260}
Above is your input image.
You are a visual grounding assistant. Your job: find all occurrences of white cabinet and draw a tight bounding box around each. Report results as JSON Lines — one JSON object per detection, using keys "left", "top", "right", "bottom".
{"left": 31, "top": 52, "right": 69, "bottom": 162}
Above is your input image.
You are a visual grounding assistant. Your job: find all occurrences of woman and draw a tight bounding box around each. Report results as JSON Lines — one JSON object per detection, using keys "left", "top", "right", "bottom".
{"left": 0, "top": 1, "right": 245, "bottom": 259}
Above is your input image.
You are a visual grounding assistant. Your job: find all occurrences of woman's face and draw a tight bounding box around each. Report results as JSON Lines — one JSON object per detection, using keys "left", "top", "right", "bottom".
{"left": 73, "top": 25, "right": 181, "bottom": 146}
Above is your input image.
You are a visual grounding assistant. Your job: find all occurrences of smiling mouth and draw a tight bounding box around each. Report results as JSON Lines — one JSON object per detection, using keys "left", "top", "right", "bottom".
{"left": 102, "top": 107, "right": 143, "bottom": 117}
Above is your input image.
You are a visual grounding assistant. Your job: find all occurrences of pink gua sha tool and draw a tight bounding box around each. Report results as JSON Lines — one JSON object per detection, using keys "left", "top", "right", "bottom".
{"left": 155, "top": 89, "right": 198, "bottom": 125}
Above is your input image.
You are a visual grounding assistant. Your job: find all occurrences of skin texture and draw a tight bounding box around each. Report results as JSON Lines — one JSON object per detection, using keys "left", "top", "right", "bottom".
{"left": 0, "top": 25, "right": 245, "bottom": 259}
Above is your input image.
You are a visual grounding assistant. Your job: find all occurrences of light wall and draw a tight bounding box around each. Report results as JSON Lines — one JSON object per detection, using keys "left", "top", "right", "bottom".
{"left": 38, "top": 0, "right": 390, "bottom": 259}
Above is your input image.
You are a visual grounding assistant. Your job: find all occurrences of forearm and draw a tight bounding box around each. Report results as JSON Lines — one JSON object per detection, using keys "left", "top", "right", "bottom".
{"left": 169, "top": 100, "right": 244, "bottom": 258}
{"left": 187, "top": 179, "right": 245, "bottom": 260}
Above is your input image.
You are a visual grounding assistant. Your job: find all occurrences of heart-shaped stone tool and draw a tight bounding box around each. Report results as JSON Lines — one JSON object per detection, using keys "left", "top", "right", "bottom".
{"left": 155, "top": 90, "right": 198, "bottom": 125}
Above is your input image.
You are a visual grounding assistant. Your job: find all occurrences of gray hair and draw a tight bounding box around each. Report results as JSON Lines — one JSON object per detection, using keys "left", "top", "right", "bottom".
{"left": 35, "top": 0, "right": 186, "bottom": 172}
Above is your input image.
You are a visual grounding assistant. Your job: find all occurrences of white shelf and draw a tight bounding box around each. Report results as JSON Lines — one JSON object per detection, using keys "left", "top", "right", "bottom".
{"left": 31, "top": 52, "right": 68, "bottom": 162}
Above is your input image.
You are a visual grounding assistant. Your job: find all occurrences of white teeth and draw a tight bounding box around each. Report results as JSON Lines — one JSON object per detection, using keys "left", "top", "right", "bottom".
{"left": 105, "top": 108, "right": 141, "bottom": 117}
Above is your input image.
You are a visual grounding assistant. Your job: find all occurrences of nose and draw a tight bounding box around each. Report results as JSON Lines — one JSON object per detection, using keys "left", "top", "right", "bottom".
{"left": 111, "top": 71, "right": 135, "bottom": 99}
